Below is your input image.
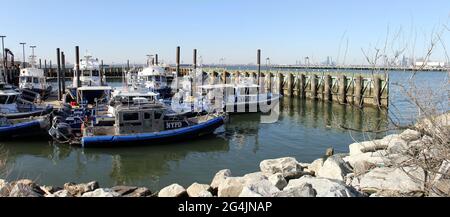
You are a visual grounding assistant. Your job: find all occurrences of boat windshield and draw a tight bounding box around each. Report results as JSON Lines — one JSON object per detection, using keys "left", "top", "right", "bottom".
{"left": 20, "top": 77, "right": 33, "bottom": 83}
{"left": 0, "top": 95, "right": 7, "bottom": 104}
{"left": 0, "top": 95, "right": 17, "bottom": 104}
{"left": 33, "top": 77, "right": 39, "bottom": 84}
{"left": 92, "top": 70, "right": 100, "bottom": 76}
{"left": 82, "top": 70, "right": 91, "bottom": 76}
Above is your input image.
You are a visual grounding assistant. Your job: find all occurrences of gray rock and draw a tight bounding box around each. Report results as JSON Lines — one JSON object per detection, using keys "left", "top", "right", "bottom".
{"left": 268, "top": 173, "right": 287, "bottom": 190}
{"left": 0, "top": 179, "right": 10, "bottom": 197}
{"left": 286, "top": 175, "right": 363, "bottom": 197}
{"left": 316, "top": 155, "right": 352, "bottom": 181}
{"left": 243, "top": 172, "right": 267, "bottom": 184}
{"left": 218, "top": 177, "right": 245, "bottom": 197}
{"left": 306, "top": 158, "right": 325, "bottom": 175}
{"left": 343, "top": 152, "right": 387, "bottom": 168}
{"left": 111, "top": 186, "right": 138, "bottom": 196}
{"left": 325, "top": 147, "right": 334, "bottom": 157}
{"left": 9, "top": 183, "right": 43, "bottom": 197}
{"left": 239, "top": 179, "right": 280, "bottom": 197}
{"left": 186, "top": 183, "right": 213, "bottom": 197}
{"left": 352, "top": 161, "right": 377, "bottom": 175}
{"left": 125, "top": 187, "right": 152, "bottom": 197}
{"left": 399, "top": 129, "right": 421, "bottom": 142}
{"left": 50, "top": 190, "right": 72, "bottom": 197}
{"left": 358, "top": 167, "right": 425, "bottom": 196}
{"left": 82, "top": 188, "right": 120, "bottom": 197}
{"left": 210, "top": 169, "right": 232, "bottom": 190}
{"left": 276, "top": 183, "right": 317, "bottom": 197}
{"left": 64, "top": 181, "right": 99, "bottom": 196}
{"left": 158, "top": 184, "right": 187, "bottom": 197}
{"left": 260, "top": 157, "right": 303, "bottom": 179}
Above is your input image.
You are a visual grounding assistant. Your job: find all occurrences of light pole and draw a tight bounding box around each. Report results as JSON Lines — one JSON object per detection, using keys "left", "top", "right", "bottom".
{"left": 0, "top": 35, "right": 5, "bottom": 82}
{"left": 20, "top": 42, "right": 26, "bottom": 68}
{"left": 30, "top": 45, "right": 36, "bottom": 67}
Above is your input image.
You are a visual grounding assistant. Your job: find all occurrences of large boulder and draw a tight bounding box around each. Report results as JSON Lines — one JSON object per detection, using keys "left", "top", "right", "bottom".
{"left": 210, "top": 169, "right": 232, "bottom": 190}
{"left": 158, "top": 184, "right": 187, "bottom": 197}
{"left": 64, "top": 181, "right": 99, "bottom": 196}
{"left": 9, "top": 183, "right": 43, "bottom": 197}
{"left": 0, "top": 179, "right": 10, "bottom": 197}
{"left": 260, "top": 157, "right": 304, "bottom": 179}
{"left": 343, "top": 151, "right": 387, "bottom": 169}
{"left": 286, "top": 175, "right": 363, "bottom": 197}
{"left": 268, "top": 173, "right": 287, "bottom": 190}
{"left": 316, "top": 155, "right": 352, "bottom": 181}
{"left": 82, "top": 188, "right": 120, "bottom": 197}
{"left": 217, "top": 177, "right": 245, "bottom": 197}
{"left": 186, "top": 183, "right": 213, "bottom": 197}
{"left": 111, "top": 186, "right": 138, "bottom": 196}
{"left": 239, "top": 179, "right": 280, "bottom": 197}
{"left": 276, "top": 183, "right": 317, "bottom": 197}
{"left": 399, "top": 129, "right": 421, "bottom": 142}
{"left": 306, "top": 158, "right": 324, "bottom": 175}
{"left": 358, "top": 167, "right": 425, "bottom": 196}
{"left": 243, "top": 172, "right": 267, "bottom": 184}
{"left": 125, "top": 187, "right": 152, "bottom": 197}
{"left": 49, "top": 190, "right": 72, "bottom": 197}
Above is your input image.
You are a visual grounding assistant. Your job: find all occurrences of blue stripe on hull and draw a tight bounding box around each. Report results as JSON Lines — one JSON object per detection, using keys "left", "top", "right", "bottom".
{"left": 0, "top": 120, "right": 47, "bottom": 139}
{"left": 81, "top": 116, "right": 224, "bottom": 147}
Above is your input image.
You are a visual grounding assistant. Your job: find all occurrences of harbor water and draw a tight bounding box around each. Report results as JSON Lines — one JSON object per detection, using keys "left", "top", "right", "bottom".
{"left": 0, "top": 71, "right": 448, "bottom": 190}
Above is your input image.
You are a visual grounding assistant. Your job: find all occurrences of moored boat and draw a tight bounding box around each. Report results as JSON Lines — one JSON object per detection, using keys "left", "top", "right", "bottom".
{"left": 0, "top": 115, "right": 51, "bottom": 140}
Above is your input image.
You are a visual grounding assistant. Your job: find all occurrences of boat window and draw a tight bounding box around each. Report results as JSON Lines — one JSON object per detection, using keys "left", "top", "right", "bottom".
{"left": 92, "top": 70, "right": 99, "bottom": 76}
{"left": 123, "top": 112, "right": 139, "bottom": 121}
{"left": 0, "top": 95, "right": 7, "bottom": 104}
{"left": 27, "top": 77, "right": 32, "bottom": 82}
{"left": 144, "top": 112, "right": 151, "bottom": 119}
{"left": 154, "top": 111, "right": 163, "bottom": 119}
{"left": 83, "top": 70, "right": 90, "bottom": 76}
{"left": 6, "top": 95, "right": 17, "bottom": 104}
{"left": 20, "top": 77, "right": 27, "bottom": 82}
{"left": 154, "top": 76, "right": 161, "bottom": 82}
{"left": 33, "top": 77, "right": 39, "bottom": 83}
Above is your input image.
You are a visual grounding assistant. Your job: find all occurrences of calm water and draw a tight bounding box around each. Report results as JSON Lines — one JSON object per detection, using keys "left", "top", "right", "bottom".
{"left": 1, "top": 71, "right": 448, "bottom": 190}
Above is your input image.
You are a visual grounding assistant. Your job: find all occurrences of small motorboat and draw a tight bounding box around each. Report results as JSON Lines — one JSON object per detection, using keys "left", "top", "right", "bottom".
{"left": 19, "top": 48, "right": 52, "bottom": 101}
{"left": 0, "top": 115, "right": 51, "bottom": 140}
{"left": 0, "top": 83, "right": 53, "bottom": 119}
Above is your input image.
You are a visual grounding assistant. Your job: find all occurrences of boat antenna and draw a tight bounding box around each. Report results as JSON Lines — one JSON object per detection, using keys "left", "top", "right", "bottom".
{"left": 30, "top": 45, "right": 37, "bottom": 68}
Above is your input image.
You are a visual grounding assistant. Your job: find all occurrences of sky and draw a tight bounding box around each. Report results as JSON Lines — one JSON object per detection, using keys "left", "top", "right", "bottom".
{"left": 0, "top": 0, "right": 449, "bottom": 65}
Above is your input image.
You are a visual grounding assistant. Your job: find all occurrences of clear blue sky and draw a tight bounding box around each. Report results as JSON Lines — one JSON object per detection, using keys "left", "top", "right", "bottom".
{"left": 1, "top": 0, "right": 449, "bottom": 65}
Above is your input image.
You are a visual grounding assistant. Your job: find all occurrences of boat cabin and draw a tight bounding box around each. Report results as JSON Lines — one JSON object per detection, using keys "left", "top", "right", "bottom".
{"left": 0, "top": 89, "right": 20, "bottom": 113}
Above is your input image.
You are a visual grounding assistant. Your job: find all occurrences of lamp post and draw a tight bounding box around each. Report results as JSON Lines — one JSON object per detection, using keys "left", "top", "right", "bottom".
{"left": 20, "top": 42, "right": 26, "bottom": 68}
{"left": 30, "top": 45, "right": 36, "bottom": 67}
{"left": 0, "top": 35, "right": 5, "bottom": 82}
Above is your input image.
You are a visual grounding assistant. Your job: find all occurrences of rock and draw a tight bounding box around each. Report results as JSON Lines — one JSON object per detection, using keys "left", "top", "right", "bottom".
{"left": 125, "top": 187, "right": 152, "bottom": 197}
{"left": 218, "top": 177, "right": 245, "bottom": 197}
{"left": 9, "top": 183, "right": 43, "bottom": 197}
{"left": 239, "top": 179, "right": 280, "bottom": 197}
{"left": 325, "top": 147, "right": 334, "bottom": 157}
{"left": 307, "top": 158, "right": 325, "bottom": 175}
{"left": 158, "top": 184, "right": 187, "bottom": 197}
{"left": 399, "top": 129, "right": 421, "bottom": 142}
{"left": 243, "top": 172, "right": 267, "bottom": 184}
{"left": 259, "top": 157, "right": 303, "bottom": 179}
{"left": 343, "top": 152, "right": 387, "bottom": 168}
{"left": 358, "top": 167, "right": 425, "bottom": 196}
{"left": 349, "top": 135, "right": 403, "bottom": 156}
{"left": 186, "top": 183, "right": 213, "bottom": 197}
{"left": 430, "top": 160, "right": 450, "bottom": 196}
{"left": 51, "top": 190, "right": 72, "bottom": 197}
{"left": 386, "top": 137, "right": 410, "bottom": 154}
{"left": 352, "top": 161, "right": 376, "bottom": 175}
{"left": 286, "top": 175, "right": 363, "bottom": 197}
{"left": 276, "top": 183, "right": 317, "bottom": 197}
{"left": 64, "top": 181, "right": 99, "bottom": 196}
{"left": 40, "top": 185, "right": 61, "bottom": 195}
{"left": 268, "top": 173, "right": 287, "bottom": 190}
{"left": 316, "top": 155, "right": 352, "bottom": 181}
{"left": 0, "top": 182, "right": 11, "bottom": 197}
{"left": 210, "top": 169, "right": 232, "bottom": 190}
{"left": 111, "top": 186, "right": 138, "bottom": 196}
{"left": 82, "top": 188, "right": 120, "bottom": 197}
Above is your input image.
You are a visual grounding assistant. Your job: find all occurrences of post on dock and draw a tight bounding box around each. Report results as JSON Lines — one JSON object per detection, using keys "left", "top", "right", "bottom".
{"left": 61, "top": 52, "right": 66, "bottom": 96}
{"left": 286, "top": 72, "right": 293, "bottom": 96}
{"left": 75, "top": 46, "right": 80, "bottom": 88}
{"left": 39, "top": 59, "right": 42, "bottom": 69}
{"left": 311, "top": 74, "right": 318, "bottom": 99}
{"left": 192, "top": 49, "right": 197, "bottom": 97}
{"left": 100, "top": 60, "right": 104, "bottom": 86}
{"left": 354, "top": 75, "right": 363, "bottom": 107}
{"left": 176, "top": 46, "right": 180, "bottom": 88}
{"left": 338, "top": 75, "right": 347, "bottom": 104}
{"left": 324, "top": 74, "right": 332, "bottom": 101}
{"left": 257, "top": 49, "right": 261, "bottom": 90}
{"left": 56, "top": 48, "right": 62, "bottom": 100}
{"left": 155, "top": 54, "right": 158, "bottom": 65}
{"left": 127, "top": 60, "right": 130, "bottom": 71}
{"left": 373, "top": 76, "right": 381, "bottom": 107}
{"left": 44, "top": 60, "right": 47, "bottom": 69}
{"left": 278, "top": 72, "right": 284, "bottom": 95}
{"left": 299, "top": 74, "right": 306, "bottom": 98}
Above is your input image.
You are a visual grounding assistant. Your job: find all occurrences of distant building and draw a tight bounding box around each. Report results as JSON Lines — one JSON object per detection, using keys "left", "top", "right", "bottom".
{"left": 414, "top": 61, "right": 445, "bottom": 68}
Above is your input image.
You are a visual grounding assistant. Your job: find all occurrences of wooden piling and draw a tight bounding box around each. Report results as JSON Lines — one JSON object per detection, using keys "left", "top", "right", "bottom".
{"left": 373, "top": 76, "right": 381, "bottom": 107}
{"left": 338, "top": 75, "right": 347, "bottom": 104}
{"left": 61, "top": 52, "right": 65, "bottom": 95}
{"left": 56, "top": 48, "right": 61, "bottom": 100}
{"left": 311, "top": 74, "right": 318, "bottom": 99}
{"left": 354, "top": 75, "right": 363, "bottom": 107}
{"left": 285, "top": 73, "right": 293, "bottom": 96}
{"left": 299, "top": 74, "right": 306, "bottom": 98}
{"left": 278, "top": 72, "right": 284, "bottom": 95}
{"left": 39, "top": 59, "right": 42, "bottom": 69}
{"left": 75, "top": 46, "right": 80, "bottom": 88}
{"left": 324, "top": 74, "right": 332, "bottom": 101}
{"left": 100, "top": 60, "right": 104, "bottom": 86}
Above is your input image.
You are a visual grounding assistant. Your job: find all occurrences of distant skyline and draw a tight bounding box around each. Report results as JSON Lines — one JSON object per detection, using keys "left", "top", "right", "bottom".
{"left": 1, "top": 0, "right": 449, "bottom": 65}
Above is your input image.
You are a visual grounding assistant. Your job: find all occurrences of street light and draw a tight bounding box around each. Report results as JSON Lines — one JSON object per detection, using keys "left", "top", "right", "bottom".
{"left": 20, "top": 42, "right": 26, "bottom": 68}
{"left": 0, "top": 35, "right": 5, "bottom": 74}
